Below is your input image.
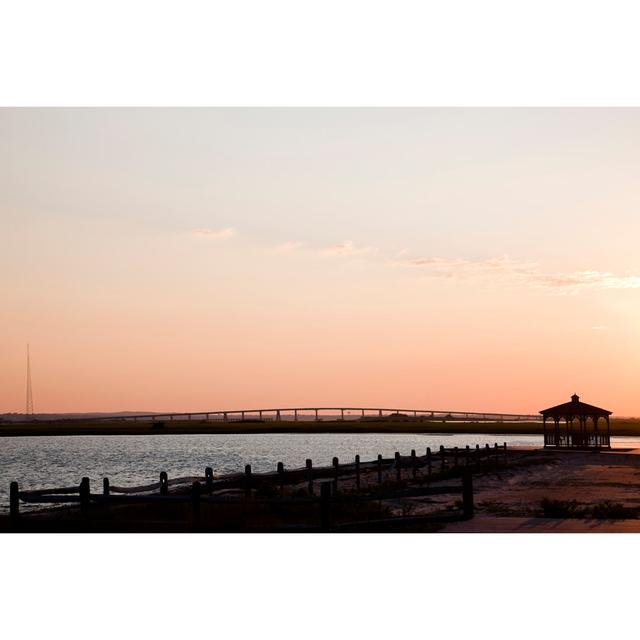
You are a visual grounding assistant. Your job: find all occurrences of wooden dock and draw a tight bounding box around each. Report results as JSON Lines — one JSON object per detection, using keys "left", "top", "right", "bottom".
{"left": 7, "top": 443, "right": 511, "bottom": 532}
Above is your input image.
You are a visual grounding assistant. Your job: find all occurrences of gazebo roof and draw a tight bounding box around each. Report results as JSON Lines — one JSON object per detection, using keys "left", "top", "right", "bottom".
{"left": 539, "top": 394, "right": 612, "bottom": 417}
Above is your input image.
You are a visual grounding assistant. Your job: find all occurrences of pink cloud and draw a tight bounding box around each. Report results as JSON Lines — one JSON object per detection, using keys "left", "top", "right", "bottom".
{"left": 322, "top": 240, "right": 376, "bottom": 257}
{"left": 391, "top": 255, "right": 640, "bottom": 291}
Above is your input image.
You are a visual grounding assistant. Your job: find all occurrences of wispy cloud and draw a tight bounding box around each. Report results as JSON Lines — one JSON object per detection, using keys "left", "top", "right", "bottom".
{"left": 322, "top": 240, "right": 377, "bottom": 257}
{"left": 271, "top": 241, "right": 304, "bottom": 253}
{"left": 191, "top": 227, "right": 236, "bottom": 239}
{"left": 591, "top": 325, "right": 607, "bottom": 330}
{"left": 389, "top": 254, "right": 640, "bottom": 292}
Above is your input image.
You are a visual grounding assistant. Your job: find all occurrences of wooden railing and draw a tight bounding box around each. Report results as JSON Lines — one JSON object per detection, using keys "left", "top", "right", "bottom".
{"left": 544, "top": 432, "right": 611, "bottom": 448}
{"left": 8, "top": 443, "right": 510, "bottom": 531}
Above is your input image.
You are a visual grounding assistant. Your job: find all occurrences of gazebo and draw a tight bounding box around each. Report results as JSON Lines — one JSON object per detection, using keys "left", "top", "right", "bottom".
{"left": 540, "top": 394, "right": 611, "bottom": 449}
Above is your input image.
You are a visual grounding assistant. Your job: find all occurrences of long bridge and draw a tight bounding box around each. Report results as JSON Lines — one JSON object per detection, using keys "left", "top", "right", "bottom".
{"left": 45, "top": 407, "right": 542, "bottom": 423}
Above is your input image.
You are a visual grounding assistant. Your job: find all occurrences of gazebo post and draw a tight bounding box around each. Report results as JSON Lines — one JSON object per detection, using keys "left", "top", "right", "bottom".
{"left": 543, "top": 417, "right": 547, "bottom": 447}
{"left": 606, "top": 415, "right": 611, "bottom": 448}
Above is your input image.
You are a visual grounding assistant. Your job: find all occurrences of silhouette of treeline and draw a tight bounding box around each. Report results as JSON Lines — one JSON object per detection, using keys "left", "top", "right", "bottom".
{"left": 2, "top": 417, "right": 640, "bottom": 437}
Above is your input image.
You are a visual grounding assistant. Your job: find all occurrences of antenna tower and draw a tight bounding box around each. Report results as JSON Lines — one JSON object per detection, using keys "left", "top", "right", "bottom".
{"left": 26, "top": 344, "right": 34, "bottom": 416}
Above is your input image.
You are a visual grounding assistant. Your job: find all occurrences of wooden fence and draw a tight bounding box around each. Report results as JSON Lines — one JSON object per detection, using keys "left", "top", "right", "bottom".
{"left": 8, "top": 442, "right": 510, "bottom": 531}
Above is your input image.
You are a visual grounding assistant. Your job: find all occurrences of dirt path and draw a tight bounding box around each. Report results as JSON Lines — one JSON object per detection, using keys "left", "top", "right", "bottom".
{"left": 437, "top": 448, "right": 640, "bottom": 531}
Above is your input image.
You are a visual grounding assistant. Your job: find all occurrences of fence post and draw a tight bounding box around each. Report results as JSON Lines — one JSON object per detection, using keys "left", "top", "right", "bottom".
{"left": 426, "top": 447, "right": 432, "bottom": 476}
{"left": 306, "top": 459, "right": 314, "bottom": 495}
{"left": 411, "top": 449, "right": 417, "bottom": 478}
{"left": 103, "top": 478, "right": 110, "bottom": 496}
{"left": 504, "top": 442, "right": 508, "bottom": 463}
{"left": 332, "top": 457, "right": 339, "bottom": 492}
{"left": 191, "top": 481, "right": 201, "bottom": 527}
{"left": 355, "top": 455, "right": 360, "bottom": 490}
{"left": 245, "top": 464, "right": 252, "bottom": 499}
{"left": 462, "top": 471, "right": 474, "bottom": 519}
{"left": 205, "top": 467, "right": 213, "bottom": 489}
{"left": 160, "top": 471, "right": 168, "bottom": 496}
{"left": 377, "top": 454, "right": 382, "bottom": 484}
{"left": 80, "top": 477, "right": 90, "bottom": 516}
{"left": 465, "top": 445, "right": 470, "bottom": 465}
{"left": 395, "top": 452, "right": 401, "bottom": 483}
{"left": 10, "top": 482, "right": 19, "bottom": 519}
{"left": 277, "top": 462, "right": 285, "bottom": 495}
{"left": 475, "top": 444, "right": 480, "bottom": 464}
{"left": 320, "top": 482, "right": 332, "bottom": 532}
{"left": 440, "top": 445, "right": 445, "bottom": 472}
{"left": 454, "top": 446, "right": 459, "bottom": 468}
{"left": 494, "top": 443, "right": 499, "bottom": 460}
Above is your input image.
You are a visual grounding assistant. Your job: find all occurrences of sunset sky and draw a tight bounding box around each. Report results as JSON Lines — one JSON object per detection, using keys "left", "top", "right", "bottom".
{"left": 2, "top": 108, "right": 640, "bottom": 414}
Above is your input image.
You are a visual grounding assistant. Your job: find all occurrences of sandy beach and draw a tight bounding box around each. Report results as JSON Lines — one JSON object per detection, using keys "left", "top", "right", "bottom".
{"left": 440, "top": 447, "right": 640, "bottom": 532}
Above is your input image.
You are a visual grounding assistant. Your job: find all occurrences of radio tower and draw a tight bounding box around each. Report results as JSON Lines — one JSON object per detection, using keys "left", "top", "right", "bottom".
{"left": 26, "top": 344, "right": 34, "bottom": 417}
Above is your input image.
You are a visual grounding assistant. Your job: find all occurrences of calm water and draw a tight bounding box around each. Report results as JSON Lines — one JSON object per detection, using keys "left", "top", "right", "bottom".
{"left": 3, "top": 432, "right": 638, "bottom": 512}
{"left": 1, "top": 432, "right": 540, "bottom": 512}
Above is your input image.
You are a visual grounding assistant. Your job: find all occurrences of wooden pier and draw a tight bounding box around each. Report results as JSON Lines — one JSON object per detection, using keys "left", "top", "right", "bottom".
{"left": 6, "top": 443, "right": 511, "bottom": 532}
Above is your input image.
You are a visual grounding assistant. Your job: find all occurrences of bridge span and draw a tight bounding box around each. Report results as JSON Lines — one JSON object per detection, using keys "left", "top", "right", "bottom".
{"left": 52, "top": 407, "right": 542, "bottom": 424}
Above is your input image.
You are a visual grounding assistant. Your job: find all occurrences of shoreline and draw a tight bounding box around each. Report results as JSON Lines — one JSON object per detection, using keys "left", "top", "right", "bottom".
{"left": 4, "top": 447, "right": 640, "bottom": 532}
{"left": 1, "top": 418, "right": 640, "bottom": 438}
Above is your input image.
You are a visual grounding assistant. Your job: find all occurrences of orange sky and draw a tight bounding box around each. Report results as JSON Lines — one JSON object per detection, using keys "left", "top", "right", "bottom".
{"left": 2, "top": 108, "right": 640, "bottom": 415}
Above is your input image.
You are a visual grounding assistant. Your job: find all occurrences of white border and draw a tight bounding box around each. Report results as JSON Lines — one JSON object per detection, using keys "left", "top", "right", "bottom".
{"left": 2, "top": 1, "right": 639, "bottom": 638}
{"left": 2, "top": 1, "right": 640, "bottom": 106}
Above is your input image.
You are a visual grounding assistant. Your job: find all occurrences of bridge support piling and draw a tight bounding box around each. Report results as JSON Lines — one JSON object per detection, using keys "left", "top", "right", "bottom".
{"left": 10, "top": 481, "right": 19, "bottom": 519}
{"left": 462, "top": 471, "right": 474, "bottom": 519}
{"left": 80, "top": 477, "right": 90, "bottom": 516}
{"left": 277, "top": 462, "right": 285, "bottom": 495}
{"left": 306, "top": 459, "right": 314, "bottom": 495}
{"left": 160, "top": 471, "right": 168, "bottom": 496}
{"left": 191, "top": 481, "right": 201, "bottom": 528}
{"left": 245, "top": 465, "right": 252, "bottom": 499}
{"left": 320, "top": 482, "right": 332, "bottom": 532}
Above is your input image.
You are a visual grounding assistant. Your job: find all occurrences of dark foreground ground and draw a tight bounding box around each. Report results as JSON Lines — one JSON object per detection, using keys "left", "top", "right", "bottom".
{"left": 2, "top": 417, "right": 640, "bottom": 437}
{"left": 3, "top": 447, "right": 640, "bottom": 533}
